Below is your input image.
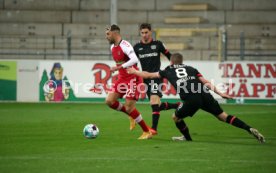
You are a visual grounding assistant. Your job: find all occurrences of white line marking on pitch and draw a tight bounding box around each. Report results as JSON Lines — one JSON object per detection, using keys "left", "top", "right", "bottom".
{"left": 0, "top": 156, "right": 276, "bottom": 164}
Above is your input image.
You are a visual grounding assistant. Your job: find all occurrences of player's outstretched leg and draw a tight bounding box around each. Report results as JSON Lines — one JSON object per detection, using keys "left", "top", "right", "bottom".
{"left": 125, "top": 99, "right": 152, "bottom": 140}
{"left": 217, "top": 112, "right": 265, "bottom": 143}
{"left": 106, "top": 92, "right": 136, "bottom": 130}
{"left": 106, "top": 92, "right": 128, "bottom": 114}
{"left": 172, "top": 114, "right": 192, "bottom": 141}
{"left": 159, "top": 102, "right": 180, "bottom": 111}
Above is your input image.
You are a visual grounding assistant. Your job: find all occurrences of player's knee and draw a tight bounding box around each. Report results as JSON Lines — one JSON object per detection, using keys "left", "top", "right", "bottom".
{"left": 172, "top": 114, "right": 179, "bottom": 122}
{"left": 150, "top": 95, "right": 160, "bottom": 105}
{"left": 150, "top": 100, "right": 156, "bottom": 105}
{"left": 217, "top": 112, "right": 227, "bottom": 122}
{"left": 124, "top": 105, "right": 134, "bottom": 113}
{"left": 105, "top": 98, "right": 114, "bottom": 106}
{"left": 217, "top": 116, "right": 224, "bottom": 122}
{"left": 150, "top": 99, "right": 159, "bottom": 105}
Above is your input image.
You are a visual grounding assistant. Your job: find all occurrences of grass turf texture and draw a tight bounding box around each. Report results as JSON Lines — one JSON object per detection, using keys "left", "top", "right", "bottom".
{"left": 0, "top": 103, "right": 275, "bottom": 173}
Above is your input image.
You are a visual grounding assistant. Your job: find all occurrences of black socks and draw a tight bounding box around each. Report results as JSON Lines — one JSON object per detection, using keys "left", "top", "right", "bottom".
{"left": 159, "top": 102, "right": 179, "bottom": 111}
{"left": 175, "top": 120, "right": 192, "bottom": 141}
{"left": 226, "top": 115, "right": 251, "bottom": 132}
{"left": 151, "top": 104, "right": 160, "bottom": 130}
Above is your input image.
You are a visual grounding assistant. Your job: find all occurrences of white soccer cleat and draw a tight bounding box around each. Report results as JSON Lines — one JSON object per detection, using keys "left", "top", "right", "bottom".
{"left": 250, "top": 128, "right": 265, "bottom": 143}
{"left": 172, "top": 136, "right": 187, "bottom": 141}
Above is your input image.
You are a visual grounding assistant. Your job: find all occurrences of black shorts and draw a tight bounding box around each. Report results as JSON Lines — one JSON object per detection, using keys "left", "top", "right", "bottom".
{"left": 175, "top": 93, "right": 223, "bottom": 118}
{"left": 143, "top": 78, "right": 163, "bottom": 98}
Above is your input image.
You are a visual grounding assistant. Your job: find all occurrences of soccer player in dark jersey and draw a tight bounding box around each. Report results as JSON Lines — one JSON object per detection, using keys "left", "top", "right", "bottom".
{"left": 127, "top": 53, "right": 265, "bottom": 143}
{"left": 134, "top": 23, "right": 179, "bottom": 134}
{"left": 105, "top": 24, "right": 152, "bottom": 139}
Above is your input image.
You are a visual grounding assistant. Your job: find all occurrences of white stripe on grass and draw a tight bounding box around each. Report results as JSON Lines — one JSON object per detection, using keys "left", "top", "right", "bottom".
{"left": 0, "top": 156, "right": 276, "bottom": 164}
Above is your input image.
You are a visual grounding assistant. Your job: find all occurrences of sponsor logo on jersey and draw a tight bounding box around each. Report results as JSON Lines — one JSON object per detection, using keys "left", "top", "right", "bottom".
{"left": 139, "top": 48, "right": 143, "bottom": 51}
{"left": 151, "top": 45, "right": 157, "bottom": 49}
{"left": 118, "top": 51, "right": 121, "bottom": 56}
{"left": 139, "top": 52, "right": 158, "bottom": 58}
{"left": 176, "top": 76, "right": 196, "bottom": 84}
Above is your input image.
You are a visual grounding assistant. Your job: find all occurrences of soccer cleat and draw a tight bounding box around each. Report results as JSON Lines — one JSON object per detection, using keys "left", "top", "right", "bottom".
{"left": 148, "top": 127, "right": 158, "bottom": 136}
{"left": 172, "top": 135, "right": 192, "bottom": 141}
{"left": 129, "top": 117, "right": 136, "bottom": 131}
{"left": 138, "top": 131, "right": 152, "bottom": 140}
{"left": 172, "top": 136, "right": 186, "bottom": 141}
{"left": 250, "top": 128, "right": 265, "bottom": 143}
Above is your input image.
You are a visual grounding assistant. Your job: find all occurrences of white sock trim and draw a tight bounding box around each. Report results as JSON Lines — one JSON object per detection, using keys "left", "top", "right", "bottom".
{"left": 135, "top": 115, "right": 143, "bottom": 123}
{"left": 116, "top": 103, "right": 123, "bottom": 111}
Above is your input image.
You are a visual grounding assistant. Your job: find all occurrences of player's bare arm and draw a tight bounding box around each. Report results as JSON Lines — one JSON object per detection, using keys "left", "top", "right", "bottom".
{"left": 198, "top": 77, "right": 233, "bottom": 99}
{"left": 127, "top": 68, "right": 160, "bottom": 79}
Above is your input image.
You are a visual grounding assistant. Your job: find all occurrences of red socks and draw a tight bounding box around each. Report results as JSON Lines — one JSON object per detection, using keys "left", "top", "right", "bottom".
{"left": 109, "top": 101, "right": 149, "bottom": 132}
{"left": 109, "top": 101, "right": 127, "bottom": 114}
{"left": 129, "top": 108, "right": 149, "bottom": 132}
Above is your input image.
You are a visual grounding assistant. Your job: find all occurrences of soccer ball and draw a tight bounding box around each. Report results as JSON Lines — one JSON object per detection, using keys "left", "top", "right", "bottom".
{"left": 83, "top": 124, "right": 99, "bottom": 139}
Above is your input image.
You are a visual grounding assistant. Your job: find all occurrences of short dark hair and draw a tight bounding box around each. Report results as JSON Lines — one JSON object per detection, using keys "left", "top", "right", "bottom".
{"left": 171, "top": 53, "right": 183, "bottom": 64}
{"left": 139, "top": 23, "right": 151, "bottom": 31}
{"left": 106, "top": 24, "right": 120, "bottom": 32}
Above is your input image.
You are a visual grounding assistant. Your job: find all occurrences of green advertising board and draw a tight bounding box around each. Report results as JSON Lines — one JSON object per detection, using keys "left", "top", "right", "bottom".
{"left": 0, "top": 61, "right": 17, "bottom": 100}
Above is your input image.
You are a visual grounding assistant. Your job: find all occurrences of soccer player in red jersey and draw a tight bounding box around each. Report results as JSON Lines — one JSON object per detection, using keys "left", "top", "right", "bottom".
{"left": 105, "top": 24, "right": 152, "bottom": 139}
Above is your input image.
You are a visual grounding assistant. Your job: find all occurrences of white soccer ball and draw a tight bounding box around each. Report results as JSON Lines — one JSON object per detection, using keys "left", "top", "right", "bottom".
{"left": 83, "top": 124, "right": 99, "bottom": 139}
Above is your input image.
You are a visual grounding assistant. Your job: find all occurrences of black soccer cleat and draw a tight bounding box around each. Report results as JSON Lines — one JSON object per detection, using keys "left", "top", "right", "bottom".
{"left": 250, "top": 128, "right": 265, "bottom": 143}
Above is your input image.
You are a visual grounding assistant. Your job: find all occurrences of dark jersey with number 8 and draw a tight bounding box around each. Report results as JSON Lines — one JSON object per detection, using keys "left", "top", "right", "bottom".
{"left": 159, "top": 64, "right": 205, "bottom": 100}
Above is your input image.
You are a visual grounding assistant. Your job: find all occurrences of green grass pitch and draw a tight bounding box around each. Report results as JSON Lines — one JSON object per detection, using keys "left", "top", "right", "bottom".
{"left": 0, "top": 103, "right": 276, "bottom": 173}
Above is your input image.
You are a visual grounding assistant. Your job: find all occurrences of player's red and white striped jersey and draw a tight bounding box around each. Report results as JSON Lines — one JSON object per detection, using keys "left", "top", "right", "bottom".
{"left": 111, "top": 40, "right": 139, "bottom": 79}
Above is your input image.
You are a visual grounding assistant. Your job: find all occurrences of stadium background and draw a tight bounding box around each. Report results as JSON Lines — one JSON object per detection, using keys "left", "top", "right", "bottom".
{"left": 0, "top": 1, "right": 276, "bottom": 173}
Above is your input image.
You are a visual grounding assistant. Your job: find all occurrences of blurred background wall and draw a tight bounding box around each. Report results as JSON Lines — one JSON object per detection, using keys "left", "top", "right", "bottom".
{"left": 0, "top": 0, "right": 276, "bottom": 61}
